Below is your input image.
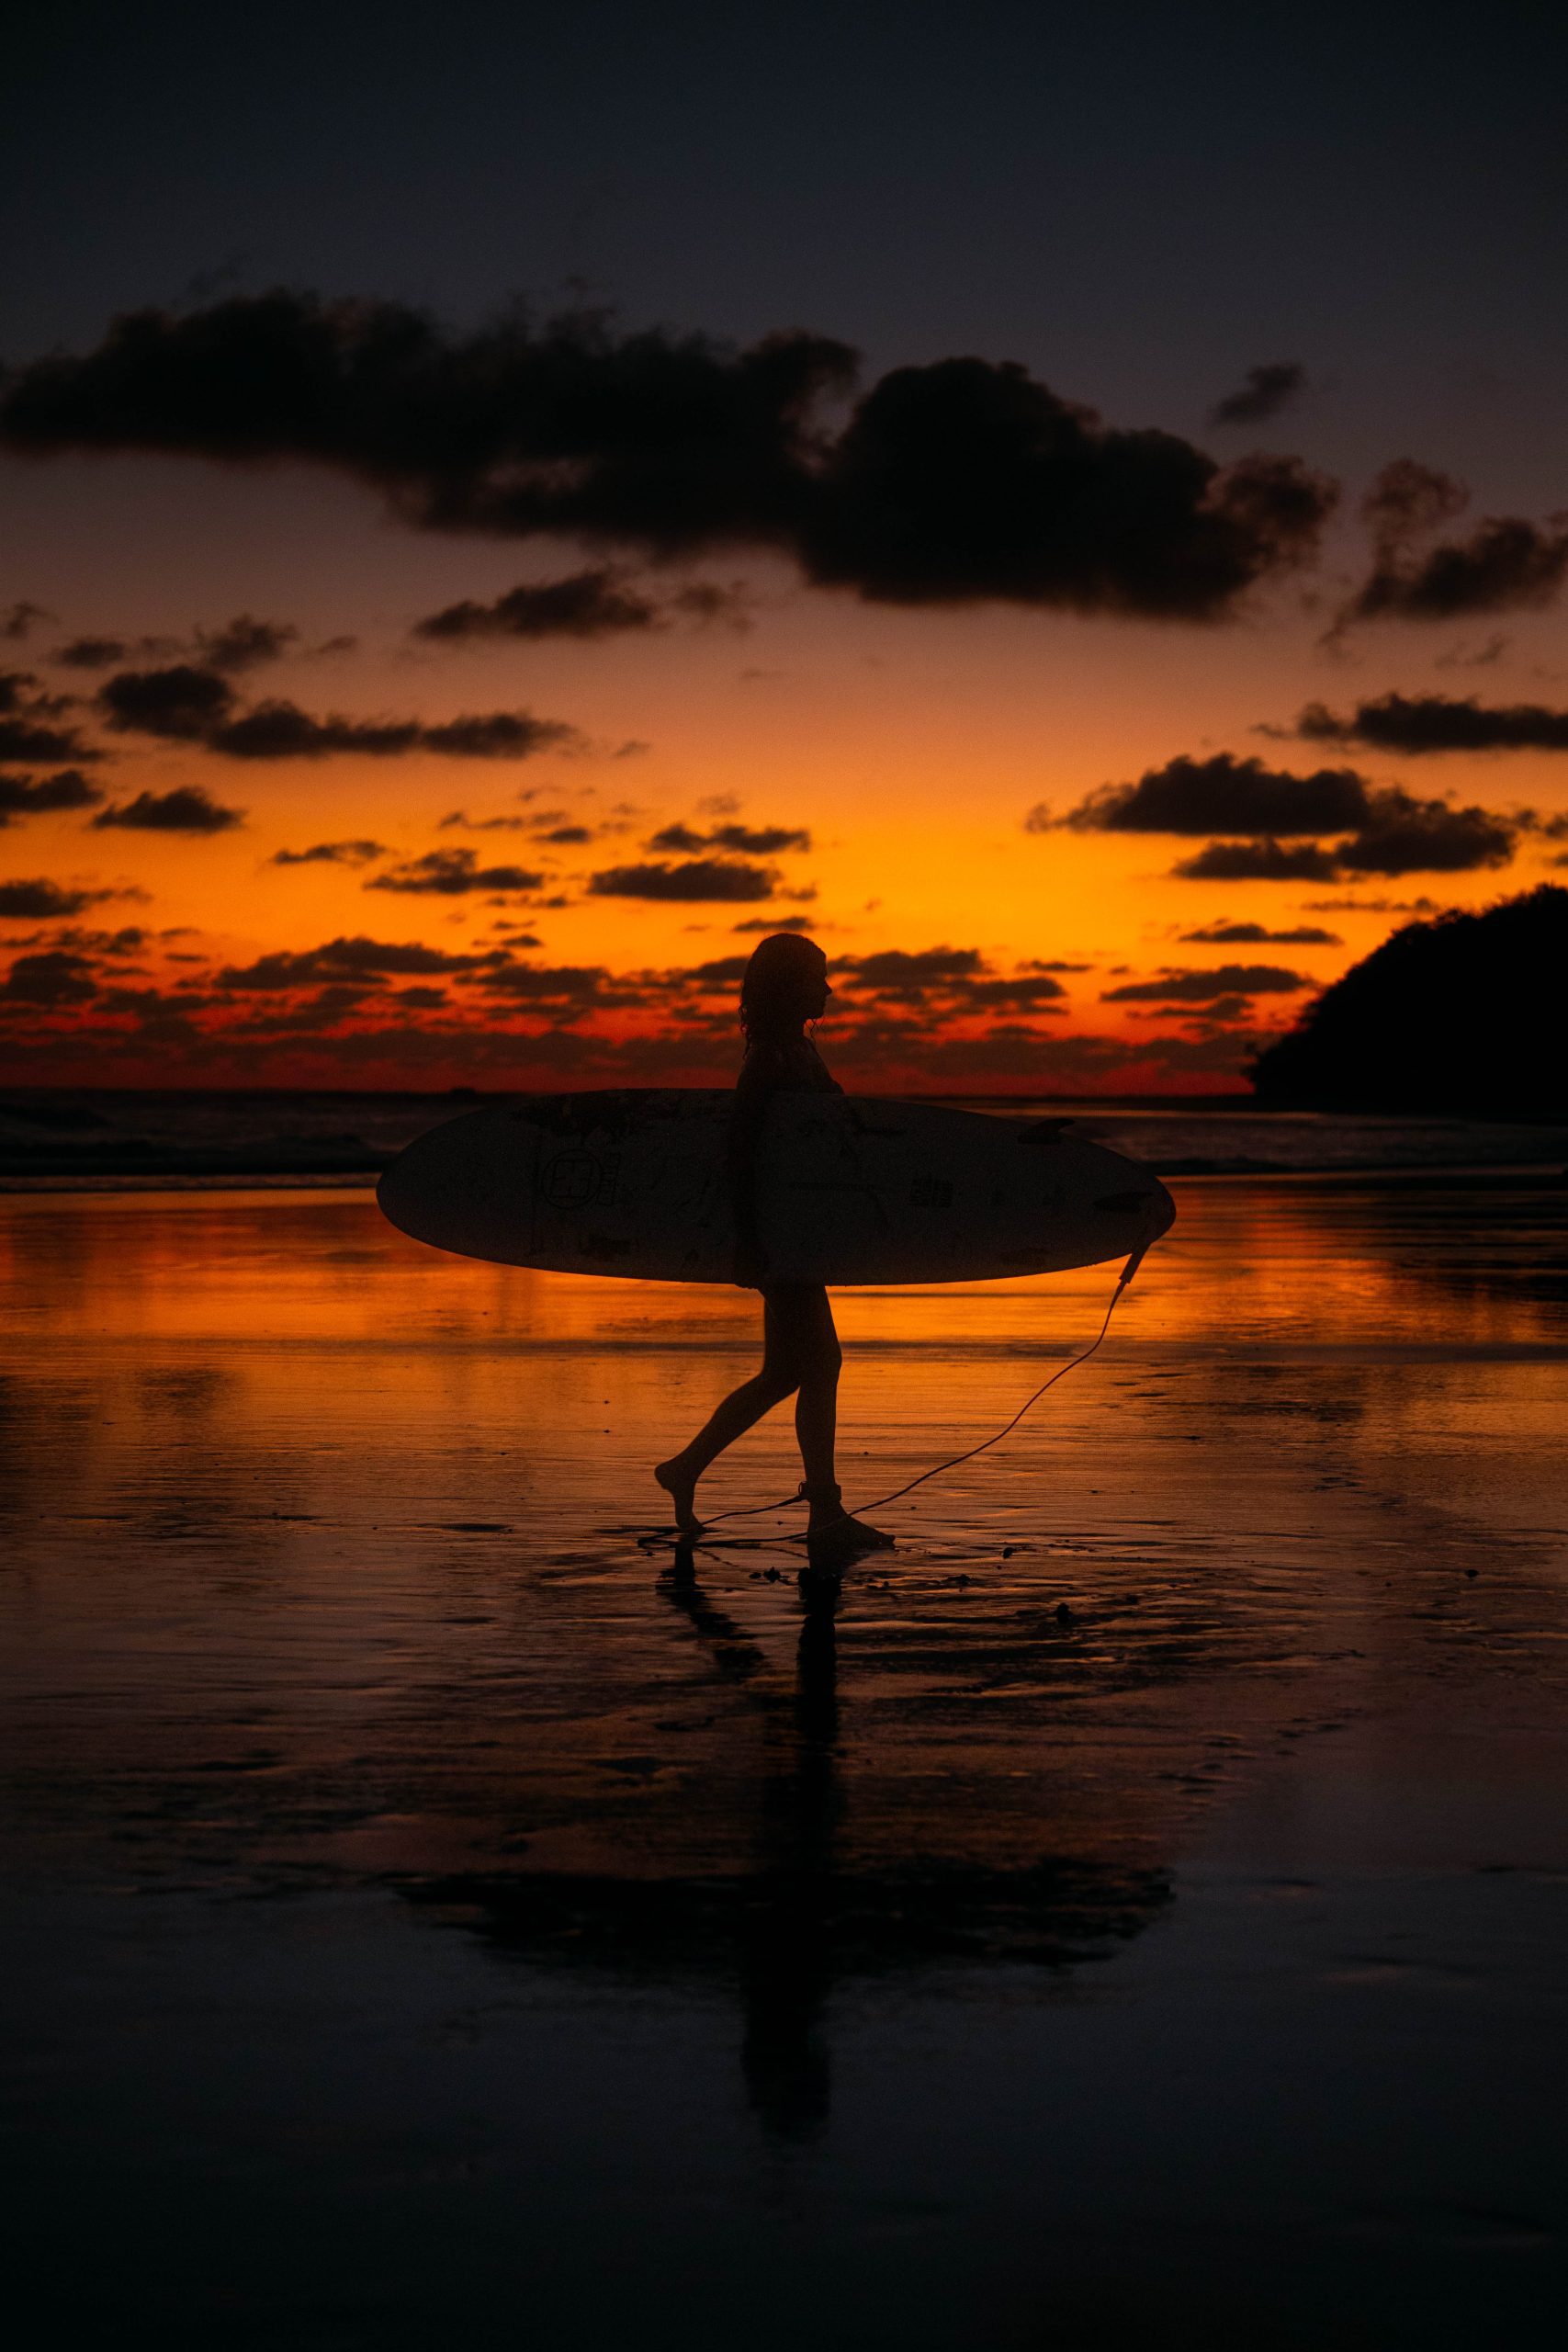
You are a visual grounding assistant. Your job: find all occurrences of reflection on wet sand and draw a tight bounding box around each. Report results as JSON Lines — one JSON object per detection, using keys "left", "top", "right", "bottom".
{"left": 405, "top": 1552, "right": 1171, "bottom": 2141}
{"left": 3, "top": 1176, "right": 1567, "bottom": 2346}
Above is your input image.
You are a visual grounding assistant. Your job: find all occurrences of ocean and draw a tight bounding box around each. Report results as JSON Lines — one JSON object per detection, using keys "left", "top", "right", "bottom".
{"left": 4, "top": 1084, "right": 1568, "bottom": 1183}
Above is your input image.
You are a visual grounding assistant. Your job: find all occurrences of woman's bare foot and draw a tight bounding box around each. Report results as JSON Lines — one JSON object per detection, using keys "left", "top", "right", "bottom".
{"left": 805, "top": 1501, "right": 894, "bottom": 1561}
{"left": 655, "top": 1456, "right": 705, "bottom": 1536}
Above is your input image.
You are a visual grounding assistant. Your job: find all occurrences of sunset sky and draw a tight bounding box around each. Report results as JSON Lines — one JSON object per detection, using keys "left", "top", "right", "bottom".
{"left": 5, "top": 0, "right": 1567, "bottom": 1092}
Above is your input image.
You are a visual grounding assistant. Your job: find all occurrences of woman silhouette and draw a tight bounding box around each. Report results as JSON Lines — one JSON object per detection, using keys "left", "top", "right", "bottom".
{"left": 656, "top": 932, "right": 894, "bottom": 1562}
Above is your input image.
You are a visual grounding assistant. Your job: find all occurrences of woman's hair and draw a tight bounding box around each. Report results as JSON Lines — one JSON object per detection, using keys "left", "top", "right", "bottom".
{"left": 739, "top": 931, "right": 828, "bottom": 1043}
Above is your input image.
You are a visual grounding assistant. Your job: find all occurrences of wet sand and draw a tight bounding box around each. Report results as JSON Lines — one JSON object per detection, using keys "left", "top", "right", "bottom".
{"left": 3, "top": 1176, "right": 1566, "bottom": 2347}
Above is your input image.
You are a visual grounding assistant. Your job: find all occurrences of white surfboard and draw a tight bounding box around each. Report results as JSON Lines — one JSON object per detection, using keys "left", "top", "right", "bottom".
{"left": 377, "top": 1091, "right": 1175, "bottom": 1285}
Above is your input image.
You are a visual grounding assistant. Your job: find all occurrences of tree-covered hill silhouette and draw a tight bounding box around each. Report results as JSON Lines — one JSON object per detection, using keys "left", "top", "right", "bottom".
{"left": 1252, "top": 883, "right": 1566, "bottom": 1115}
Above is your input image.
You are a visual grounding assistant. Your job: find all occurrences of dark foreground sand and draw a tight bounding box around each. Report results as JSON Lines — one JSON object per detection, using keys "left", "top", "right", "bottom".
{"left": 2, "top": 1176, "right": 1566, "bottom": 2348}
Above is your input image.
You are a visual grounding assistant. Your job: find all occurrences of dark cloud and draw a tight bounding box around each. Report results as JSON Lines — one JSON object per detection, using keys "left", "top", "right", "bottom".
{"left": 0, "top": 948, "right": 98, "bottom": 1003}
{"left": 94, "top": 661, "right": 580, "bottom": 761}
{"left": 1301, "top": 896, "right": 1442, "bottom": 914}
{"left": 215, "top": 699, "right": 579, "bottom": 761}
{"left": 0, "top": 767, "right": 105, "bottom": 823}
{"left": 365, "top": 848, "right": 545, "bottom": 896}
{"left": 268, "top": 839, "right": 387, "bottom": 866}
{"left": 1298, "top": 692, "right": 1568, "bottom": 754}
{"left": 1059, "top": 745, "right": 1519, "bottom": 882}
{"left": 732, "top": 913, "right": 814, "bottom": 933}
{"left": 830, "top": 947, "right": 1067, "bottom": 1012}
{"left": 1172, "top": 794, "right": 1515, "bottom": 881}
{"left": 91, "top": 785, "right": 243, "bottom": 833}
{"left": 98, "top": 662, "right": 236, "bottom": 739}
{"left": 2, "top": 602, "right": 51, "bottom": 641}
{"left": 1334, "top": 790, "right": 1516, "bottom": 876}
{"left": 425, "top": 712, "right": 578, "bottom": 759}
{"left": 836, "top": 947, "right": 986, "bottom": 989}
{"left": 0, "top": 877, "right": 127, "bottom": 918}
{"left": 468, "top": 962, "right": 615, "bottom": 1011}
{"left": 1339, "top": 464, "right": 1568, "bottom": 625}
{"left": 1170, "top": 840, "right": 1343, "bottom": 881}
{"left": 213, "top": 935, "right": 508, "bottom": 990}
{"left": 1061, "top": 752, "right": 1372, "bottom": 836}
{"left": 413, "top": 568, "right": 660, "bottom": 640}
{"left": 59, "top": 616, "right": 296, "bottom": 675}
{"left": 1361, "top": 460, "right": 1470, "bottom": 549}
{"left": 1179, "top": 921, "right": 1340, "bottom": 945}
{"left": 1208, "top": 363, "right": 1307, "bottom": 428}
{"left": 0, "top": 291, "right": 1337, "bottom": 620}
{"left": 1101, "top": 964, "right": 1311, "bottom": 1002}
{"left": 648, "top": 820, "right": 811, "bottom": 855}
{"left": 0, "top": 669, "right": 100, "bottom": 763}
{"left": 1348, "top": 521, "right": 1568, "bottom": 623}
{"left": 195, "top": 614, "right": 299, "bottom": 672}
{"left": 800, "top": 361, "right": 1334, "bottom": 615}
{"left": 588, "top": 858, "right": 779, "bottom": 901}
{"left": 53, "top": 636, "right": 128, "bottom": 669}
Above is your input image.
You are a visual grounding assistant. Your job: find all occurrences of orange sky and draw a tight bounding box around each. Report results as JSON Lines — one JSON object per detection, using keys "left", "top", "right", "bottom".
{"left": 4, "top": 455, "right": 1566, "bottom": 1092}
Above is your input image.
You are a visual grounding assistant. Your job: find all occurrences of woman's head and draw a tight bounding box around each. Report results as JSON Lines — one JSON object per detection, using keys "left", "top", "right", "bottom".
{"left": 739, "top": 931, "right": 830, "bottom": 1040}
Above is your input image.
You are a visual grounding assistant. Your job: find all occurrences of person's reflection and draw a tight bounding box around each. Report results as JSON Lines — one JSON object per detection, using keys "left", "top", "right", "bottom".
{"left": 665, "top": 1544, "right": 840, "bottom": 2138}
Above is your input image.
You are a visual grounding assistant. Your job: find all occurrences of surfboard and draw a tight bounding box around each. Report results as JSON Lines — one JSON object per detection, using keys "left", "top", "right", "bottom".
{"left": 376, "top": 1091, "right": 1175, "bottom": 1285}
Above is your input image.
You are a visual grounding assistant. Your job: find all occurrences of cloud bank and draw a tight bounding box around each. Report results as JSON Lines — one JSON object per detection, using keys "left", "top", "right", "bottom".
{"left": 0, "top": 291, "right": 1337, "bottom": 622}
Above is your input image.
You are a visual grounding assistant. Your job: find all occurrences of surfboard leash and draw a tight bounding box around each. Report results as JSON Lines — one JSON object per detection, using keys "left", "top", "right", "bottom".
{"left": 699, "top": 1237, "right": 1150, "bottom": 1544}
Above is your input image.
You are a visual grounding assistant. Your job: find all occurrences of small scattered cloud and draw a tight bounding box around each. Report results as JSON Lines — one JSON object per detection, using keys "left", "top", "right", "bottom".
{"left": 60, "top": 615, "right": 297, "bottom": 675}
{"left": 53, "top": 636, "right": 129, "bottom": 670}
{"left": 1168, "top": 793, "right": 1514, "bottom": 879}
{"left": 0, "top": 948, "right": 99, "bottom": 1003}
{"left": 1337, "top": 461, "right": 1568, "bottom": 626}
{"left": 1059, "top": 752, "right": 1372, "bottom": 837}
{"left": 268, "top": 839, "right": 387, "bottom": 867}
{"left": 2, "top": 602, "right": 51, "bottom": 641}
{"left": 647, "top": 820, "right": 811, "bottom": 854}
{"left": 193, "top": 614, "right": 299, "bottom": 672}
{"left": 0, "top": 669, "right": 101, "bottom": 763}
{"left": 588, "top": 858, "right": 780, "bottom": 902}
{"left": 1170, "top": 841, "right": 1343, "bottom": 882}
{"left": 213, "top": 935, "right": 509, "bottom": 990}
{"left": 98, "top": 662, "right": 234, "bottom": 740}
{"left": 95, "top": 661, "right": 581, "bottom": 761}
{"left": 1301, "top": 896, "right": 1441, "bottom": 914}
{"left": 1298, "top": 692, "right": 1568, "bottom": 754}
{"left": 217, "top": 700, "right": 580, "bottom": 762}
{"left": 0, "top": 877, "right": 137, "bottom": 918}
{"left": 91, "top": 785, "right": 243, "bottom": 833}
{"left": 0, "top": 767, "right": 105, "bottom": 824}
{"left": 413, "top": 567, "right": 660, "bottom": 640}
{"left": 1208, "top": 363, "right": 1307, "bottom": 428}
{"left": 365, "top": 848, "right": 545, "bottom": 896}
{"left": 732, "top": 913, "right": 815, "bottom": 933}
{"left": 830, "top": 947, "right": 1068, "bottom": 1012}
{"left": 1101, "top": 964, "right": 1311, "bottom": 1002}
{"left": 1179, "top": 921, "right": 1341, "bottom": 945}
{"left": 1333, "top": 791, "right": 1516, "bottom": 876}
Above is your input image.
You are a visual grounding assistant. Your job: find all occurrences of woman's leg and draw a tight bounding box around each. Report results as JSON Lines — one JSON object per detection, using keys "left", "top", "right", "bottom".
{"left": 784, "top": 1286, "right": 841, "bottom": 1507}
{"left": 785, "top": 1290, "right": 895, "bottom": 1557}
{"left": 655, "top": 1290, "right": 806, "bottom": 1532}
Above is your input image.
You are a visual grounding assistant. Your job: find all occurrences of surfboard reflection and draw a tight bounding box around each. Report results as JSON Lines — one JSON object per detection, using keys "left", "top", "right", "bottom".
{"left": 400, "top": 1554, "right": 1171, "bottom": 2143}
